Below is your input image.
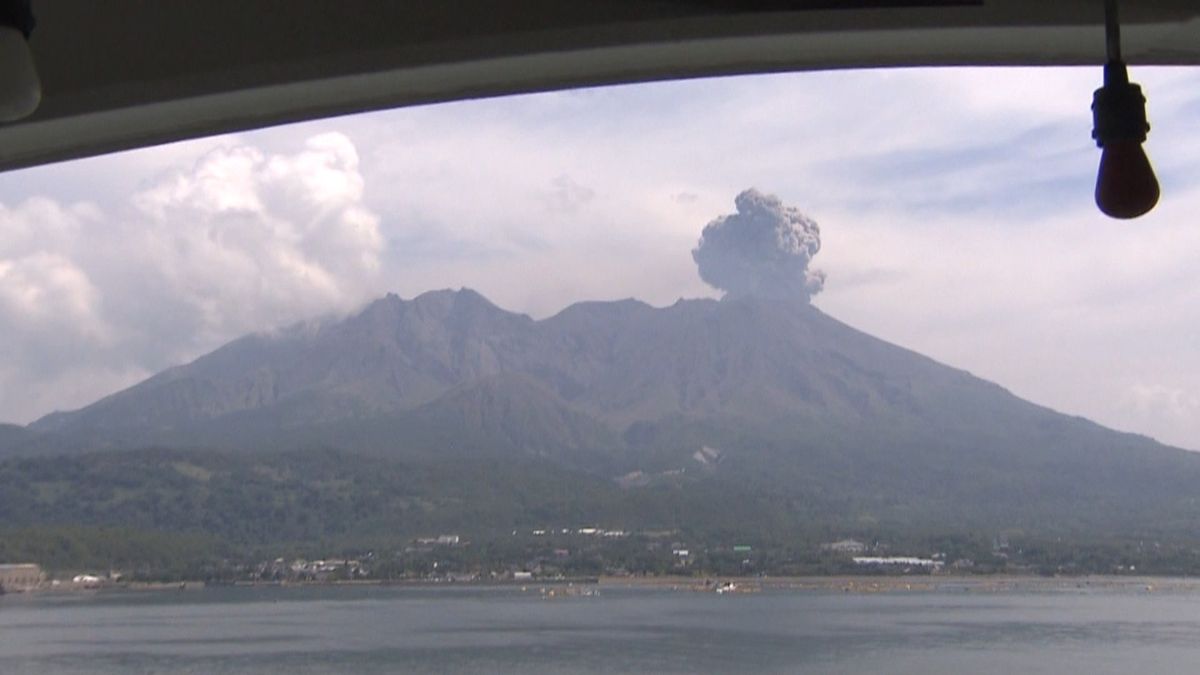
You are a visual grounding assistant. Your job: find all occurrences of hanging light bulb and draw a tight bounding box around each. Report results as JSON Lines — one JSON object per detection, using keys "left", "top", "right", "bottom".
{"left": 0, "top": 0, "right": 38, "bottom": 123}
{"left": 1092, "top": 0, "right": 1159, "bottom": 219}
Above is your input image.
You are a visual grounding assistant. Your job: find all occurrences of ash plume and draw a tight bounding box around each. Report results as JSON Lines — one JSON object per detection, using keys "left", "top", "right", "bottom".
{"left": 692, "top": 189, "right": 825, "bottom": 301}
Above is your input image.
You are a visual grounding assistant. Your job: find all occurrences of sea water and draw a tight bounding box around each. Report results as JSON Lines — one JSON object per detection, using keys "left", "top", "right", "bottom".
{"left": 1, "top": 583, "right": 1197, "bottom": 674}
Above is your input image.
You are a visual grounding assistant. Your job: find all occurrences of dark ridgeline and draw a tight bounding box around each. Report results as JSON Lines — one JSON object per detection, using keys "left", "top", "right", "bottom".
{"left": 5, "top": 287, "right": 1200, "bottom": 542}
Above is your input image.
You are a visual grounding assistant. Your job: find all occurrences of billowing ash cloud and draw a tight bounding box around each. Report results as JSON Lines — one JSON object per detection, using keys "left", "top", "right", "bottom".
{"left": 692, "top": 188, "right": 825, "bottom": 301}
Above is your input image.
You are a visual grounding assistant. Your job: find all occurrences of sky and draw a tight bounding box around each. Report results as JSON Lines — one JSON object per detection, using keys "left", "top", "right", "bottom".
{"left": 1, "top": 66, "right": 1199, "bottom": 450}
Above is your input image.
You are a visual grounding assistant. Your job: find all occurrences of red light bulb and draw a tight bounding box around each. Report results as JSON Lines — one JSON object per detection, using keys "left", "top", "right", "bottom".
{"left": 1095, "top": 139, "right": 1160, "bottom": 219}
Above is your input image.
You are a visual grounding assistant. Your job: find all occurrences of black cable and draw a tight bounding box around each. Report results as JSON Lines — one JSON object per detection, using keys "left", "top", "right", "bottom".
{"left": 1105, "top": 0, "right": 1121, "bottom": 64}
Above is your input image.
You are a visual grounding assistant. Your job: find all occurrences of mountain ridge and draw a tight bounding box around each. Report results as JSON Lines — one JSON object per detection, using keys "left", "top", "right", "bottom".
{"left": 10, "top": 288, "right": 1200, "bottom": 542}
{"left": 21, "top": 288, "right": 1176, "bottom": 458}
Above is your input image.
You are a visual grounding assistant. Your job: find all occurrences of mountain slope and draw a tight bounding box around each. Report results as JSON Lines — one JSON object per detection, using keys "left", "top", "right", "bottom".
{"left": 32, "top": 289, "right": 536, "bottom": 435}
{"left": 15, "top": 288, "right": 1200, "bottom": 540}
{"left": 30, "top": 291, "right": 1073, "bottom": 444}
{"left": 0, "top": 424, "right": 29, "bottom": 448}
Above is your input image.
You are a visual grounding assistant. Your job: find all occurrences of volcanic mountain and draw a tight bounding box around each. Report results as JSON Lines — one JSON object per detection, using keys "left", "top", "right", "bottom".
{"left": 12, "top": 288, "right": 1200, "bottom": 538}
{"left": 25, "top": 288, "right": 1054, "bottom": 450}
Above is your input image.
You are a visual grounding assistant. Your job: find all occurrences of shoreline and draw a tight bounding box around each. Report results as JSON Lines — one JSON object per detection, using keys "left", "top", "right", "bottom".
{"left": 598, "top": 574, "right": 1200, "bottom": 593}
{"left": 9, "top": 573, "right": 1200, "bottom": 597}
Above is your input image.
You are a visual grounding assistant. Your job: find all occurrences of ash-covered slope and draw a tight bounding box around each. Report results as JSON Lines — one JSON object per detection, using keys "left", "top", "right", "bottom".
{"left": 20, "top": 287, "right": 1171, "bottom": 461}
{"left": 27, "top": 289, "right": 1040, "bottom": 445}
{"left": 33, "top": 289, "right": 533, "bottom": 434}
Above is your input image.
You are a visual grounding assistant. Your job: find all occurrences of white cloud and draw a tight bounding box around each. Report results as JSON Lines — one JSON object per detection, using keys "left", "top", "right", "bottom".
{"left": 116, "top": 133, "right": 383, "bottom": 344}
{"left": 0, "top": 132, "right": 384, "bottom": 422}
{"left": 0, "top": 253, "right": 107, "bottom": 336}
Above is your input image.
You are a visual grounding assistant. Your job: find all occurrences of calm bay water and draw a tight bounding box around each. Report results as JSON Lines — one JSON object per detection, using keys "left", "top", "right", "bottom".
{"left": 2, "top": 583, "right": 1199, "bottom": 674}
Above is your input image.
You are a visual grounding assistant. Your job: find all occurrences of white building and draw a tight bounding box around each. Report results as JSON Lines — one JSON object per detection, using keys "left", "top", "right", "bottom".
{"left": 821, "top": 539, "right": 868, "bottom": 554}
{"left": 852, "top": 556, "right": 943, "bottom": 570}
{"left": 0, "top": 564, "right": 44, "bottom": 592}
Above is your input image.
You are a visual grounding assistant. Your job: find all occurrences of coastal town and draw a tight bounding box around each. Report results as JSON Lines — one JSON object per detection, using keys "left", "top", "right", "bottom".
{"left": 1, "top": 525, "right": 1174, "bottom": 593}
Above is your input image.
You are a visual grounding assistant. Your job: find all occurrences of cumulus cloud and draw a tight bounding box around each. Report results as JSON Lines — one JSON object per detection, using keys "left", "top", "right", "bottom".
{"left": 0, "top": 132, "right": 384, "bottom": 423}
{"left": 0, "top": 253, "right": 107, "bottom": 337}
{"left": 692, "top": 188, "right": 825, "bottom": 301}
{"left": 118, "top": 132, "right": 383, "bottom": 346}
{"left": 0, "top": 201, "right": 114, "bottom": 378}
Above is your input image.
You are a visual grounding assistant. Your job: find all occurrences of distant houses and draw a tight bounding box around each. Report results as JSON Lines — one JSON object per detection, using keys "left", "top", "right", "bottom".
{"left": 284, "top": 558, "right": 367, "bottom": 581}
{"left": 516, "top": 526, "right": 631, "bottom": 538}
{"left": 821, "top": 539, "right": 867, "bottom": 554}
{"left": 0, "top": 564, "right": 44, "bottom": 592}
{"left": 415, "top": 534, "right": 463, "bottom": 546}
{"left": 820, "top": 540, "right": 948, "bottom": 572}
{"left": 852, "top": 556, "right": 943, "bottom": 570}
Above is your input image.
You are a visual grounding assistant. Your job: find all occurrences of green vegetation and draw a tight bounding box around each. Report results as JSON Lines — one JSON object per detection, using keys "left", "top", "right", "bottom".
{"left": 4, "top": 446, "right": 1200, "bottom": 580}
{"left": 0, "top": 526, "right": 223, "bottom": 580}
